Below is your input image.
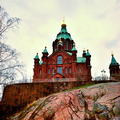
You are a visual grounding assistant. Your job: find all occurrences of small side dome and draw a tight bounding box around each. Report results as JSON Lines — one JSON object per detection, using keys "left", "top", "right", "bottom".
{"left": 71, "top": 43, "right": 77, "bottom": 51}
{"left": 86, "top": 50, "right": 91, "bottom": 56}
{"left": 42, "top": 46, "right": 48, "bottom": 54}
{"left": 39, "top": 60, "right": 43, "bottom": 65}
{"left": 34, "top": 53, "right": 39, "bottom": 59}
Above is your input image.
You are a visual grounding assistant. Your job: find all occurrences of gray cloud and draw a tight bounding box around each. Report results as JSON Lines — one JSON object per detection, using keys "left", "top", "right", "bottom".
{"left": 56, "top": 0, "right": 80, "bottom": 16}
{"left": 105, "top": 38, "right": 120, "bottom": 48}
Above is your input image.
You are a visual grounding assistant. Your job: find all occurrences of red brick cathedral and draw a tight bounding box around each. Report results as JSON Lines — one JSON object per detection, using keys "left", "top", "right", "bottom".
{"left": 33, "top": 23, "right": 92, "bottom": 82}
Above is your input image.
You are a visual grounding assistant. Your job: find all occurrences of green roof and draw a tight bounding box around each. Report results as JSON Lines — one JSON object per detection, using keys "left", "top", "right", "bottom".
{"left": 57, "top": 33, "right": 72, "bottom": 40}
{"left": 39, "top": 61, "right": 43, "bottom": 65}
{"left": 67, "top": 52, "right": 72, "bottom": 56}
{"left": 56, "top": 24, "right": 72, "bottom": 40}
{"left": 110, "top": 55, "right": 119, "bottom": 65}
{"left": 34, "top": 53, "right": 39, "bottom": 59}
{"left": 43, "top": 47, "right": 48, "bottom": 53}
{"left": 77, "top": 57, "right": 86, "bottom": 63}
{"left": 71, "top": 43, "right": 77, "bottom": 51}
{"left": 86, "top": 50, "right": 91, "bottom": 56}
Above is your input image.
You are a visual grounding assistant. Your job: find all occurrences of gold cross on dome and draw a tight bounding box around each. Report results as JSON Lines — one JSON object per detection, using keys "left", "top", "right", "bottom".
{"left": 62, "top": 17, "right": 65, "bottom": 24}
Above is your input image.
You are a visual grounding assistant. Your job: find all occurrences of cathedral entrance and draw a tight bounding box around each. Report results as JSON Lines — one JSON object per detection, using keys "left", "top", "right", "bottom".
{"left": 51, "top": 73, "right": 65, "bottom": 80}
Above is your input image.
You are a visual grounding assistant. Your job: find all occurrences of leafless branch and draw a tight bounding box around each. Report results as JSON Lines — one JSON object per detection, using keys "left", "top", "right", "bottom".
{"left": 0, "top": 6, "right": 23, "bottom": 85}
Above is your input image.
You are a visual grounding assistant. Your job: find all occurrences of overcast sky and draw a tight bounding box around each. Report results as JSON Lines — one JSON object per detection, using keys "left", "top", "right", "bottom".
{"left": 0, "top": 0, "right": 120, "bottom": 79}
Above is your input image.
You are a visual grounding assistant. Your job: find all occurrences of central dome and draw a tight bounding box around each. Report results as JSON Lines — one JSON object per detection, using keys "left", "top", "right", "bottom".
{"left": 56, "top": 24, "right": 72, "bottom": 40}
{"left": 53, "top": 24, "right": 74, "bottom": 52}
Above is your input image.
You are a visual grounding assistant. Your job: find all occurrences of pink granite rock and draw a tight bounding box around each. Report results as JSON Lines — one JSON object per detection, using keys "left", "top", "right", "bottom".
{"left": 9, "top": 82, "right": 120, "bottom": 120}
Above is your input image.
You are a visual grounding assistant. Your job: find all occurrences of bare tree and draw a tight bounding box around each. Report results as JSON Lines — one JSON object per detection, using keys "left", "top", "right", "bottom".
{"left": 0, "top": 6, "right": 20, "bottom": 37}
{"left": 0, "top": 6, "right": 23, "bottom": 85}
{"left": 0, "top": 43, "right": 23, "bottom": 83}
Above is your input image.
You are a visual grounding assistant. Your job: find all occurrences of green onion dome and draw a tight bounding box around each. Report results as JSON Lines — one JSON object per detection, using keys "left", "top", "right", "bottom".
{"left": 56, "top": 24, "right": 72, "bottom": 40}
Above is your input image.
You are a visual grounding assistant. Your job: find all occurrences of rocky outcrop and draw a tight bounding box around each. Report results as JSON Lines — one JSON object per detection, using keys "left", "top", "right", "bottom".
{"left": 9, "top": 82, "right": 120, "bottom": 120}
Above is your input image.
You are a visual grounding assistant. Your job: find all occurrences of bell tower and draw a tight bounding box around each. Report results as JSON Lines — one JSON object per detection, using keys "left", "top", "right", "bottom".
{"left": 109, "top": 54, "right": 119, "bottom": 74}
{"left": 109, "top": 54, "right": 120, "bottom": 80}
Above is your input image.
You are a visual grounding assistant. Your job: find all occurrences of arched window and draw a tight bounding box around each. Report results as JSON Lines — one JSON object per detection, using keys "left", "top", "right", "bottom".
{"left": 48, "top": 69, "right": 50, "bottom": 74}
{"left": 57, "top": 67, "right": 62, "bottom": 74}
{"left": 69, "top": 68, "right": 71, "bottom": 73}
{"left": 67, "top": 68, "right": 69, "bottom": 73}
{"left": 40, "top": 70, "right": 41, "bottom": 75}
{"left": 65, "top": 68, "right": 67, "bottom": 74}
{"left": 66, "top": 42, "right": 68, "bottom": 50}
{"left": 57, "top": 56, "right": 63, "bottom": 64}
{"left": 78, "top": 68, "right": 81, "bottom": 73}
{"left": 52, "top": 68, "right": 54, "bottom": 74}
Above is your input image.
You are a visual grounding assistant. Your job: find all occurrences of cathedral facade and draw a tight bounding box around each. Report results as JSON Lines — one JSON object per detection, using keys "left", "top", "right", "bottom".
{"left": 33, "top": 23, "right": 92, "bottom": 82}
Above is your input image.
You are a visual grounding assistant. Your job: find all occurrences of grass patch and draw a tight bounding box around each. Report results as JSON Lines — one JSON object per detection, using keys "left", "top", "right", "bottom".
{"left": 64, "top": 83, "right": 95, "bottom": 92}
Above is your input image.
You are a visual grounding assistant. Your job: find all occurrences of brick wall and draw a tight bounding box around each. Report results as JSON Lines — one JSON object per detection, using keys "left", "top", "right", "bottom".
{"left": 0, "top": 80, "right": 91, "bottom": 119}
